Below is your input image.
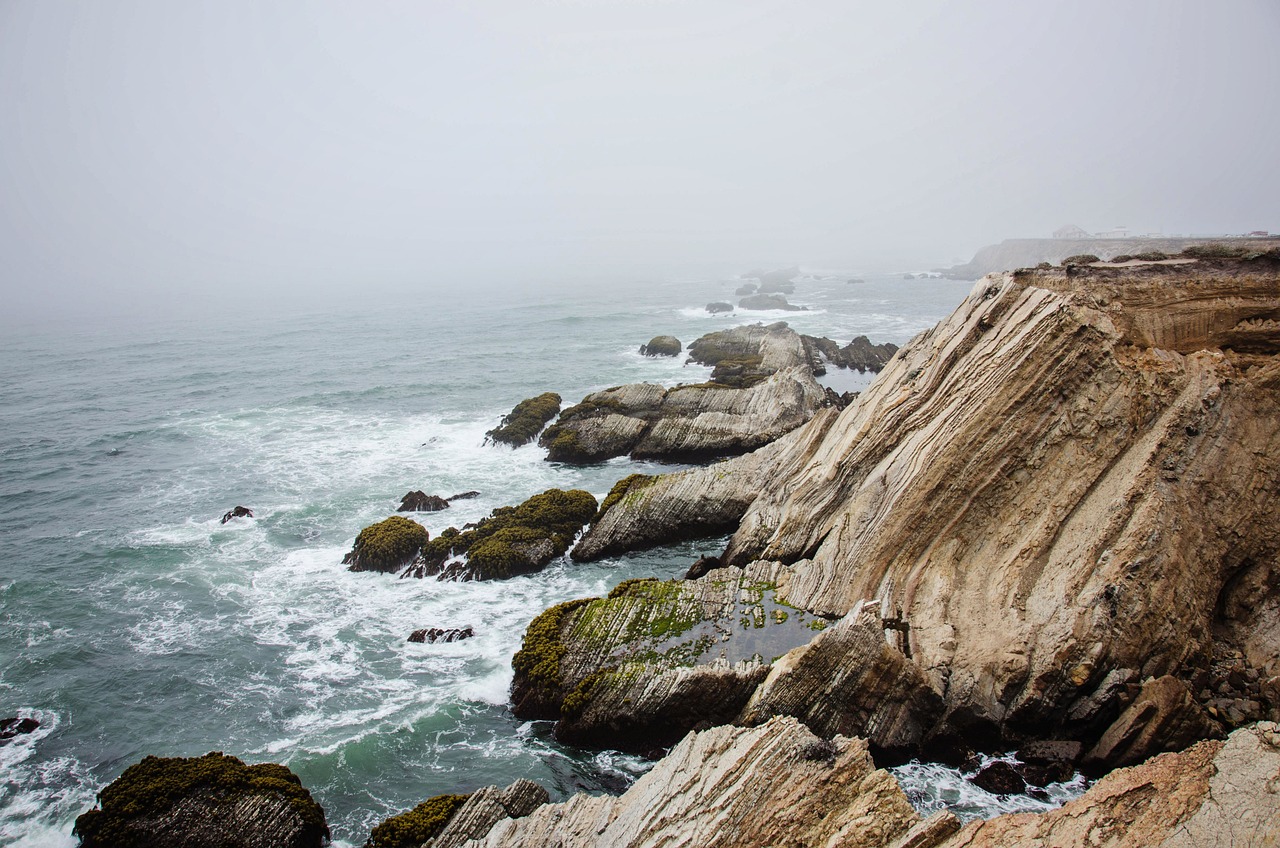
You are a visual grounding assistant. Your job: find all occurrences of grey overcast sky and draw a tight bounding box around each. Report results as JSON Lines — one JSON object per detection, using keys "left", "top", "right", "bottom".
{"left": 1, "top": 1, "right": 1277, "bottom": 318}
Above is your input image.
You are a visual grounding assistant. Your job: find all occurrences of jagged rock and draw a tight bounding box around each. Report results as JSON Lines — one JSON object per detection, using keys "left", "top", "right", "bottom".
{"left": 511, "top": 562, "right": 838, "bottom": 752}
{"left": 406, "top": 489, "right": 597, "bottom": 581}
{"left": 705, "top": 301, "right": 733, "bottom": 314}
{"left": 343, "top": 516, "right": 429, "bottom": 573}
{"left": 1083, "top": 675, "right": 1224, "bottom": 770}
{"left": 221, "top": 506, "right": 253, "bottom": 524}
{"left": 398, "top": 491, "right": 450, "bottom": 512}
{"left": 739, "top": 293, "right": 804, "bottom": 311}
{"left": 0, "top": 716, "right": 39, "bottom": 741}
{"left": 541, "top": 324, "right": 826, "bottom": 464}
{"left": 737, "top": 602, "right": 943, "bottom": 762}
{"left": 563, "top": 258, "right": 1280, "bottom": 766}
{"left": 446, "top": 491, "right": 480, "bottom": 501}
{"left": 685, "top": 555, "right": 720, "bottom": 579}
{"left": 802, "top": 334, "right": 900, "bottom": 373}
{"left": 969, "top": 761, "right": 1026, "bottom": 795}
{"left": 422, "top": 780, "right": 548, "bottom": 848}
{"left": 408, "top": 627, "right": 474, "bottom": 644}
{"left": 485, "top": 393, "right": 561, "bottom": 447}
{"left": 73, "top": 752, "right": 328, "bottom": 848}
{"left": 940, "top": 723, "right": 1280, "bottom": 847}
{"left": 639, "top": 335, "right": 681, "bottom": 357}
{"left": 461, "top": 718, "right": 920, "bottom": 848}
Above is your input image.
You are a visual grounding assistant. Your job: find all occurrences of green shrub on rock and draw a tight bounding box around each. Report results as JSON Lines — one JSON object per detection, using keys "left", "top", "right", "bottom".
{"left": 1061, "top": 254, "right": 1101, "bottom": 266}
{"left": 1134, "top": 250, "right": 1168, "bottom": 261}
{"left": 1182, "top": 242, "right": 1248, "bottom": 259}
{"left": 74, "top": 752, "right": 328, "bottom": 848}
{"left": 365, "top": 793, "right": 469, "bottom": 848}
{"left": 343, "top": 516, "right": 429, "bottom": 573}
{"left": 486, "top": 392, "right": 562, "bottom": 447}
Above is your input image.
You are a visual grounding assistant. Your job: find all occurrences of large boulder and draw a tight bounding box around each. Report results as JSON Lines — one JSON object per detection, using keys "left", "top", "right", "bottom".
{"left": 639, "top": 335, "right": 681, "bottom": 357}
{"left": 343, "top": 516, "right": 429, "bottom": 573}
{"left": 705, "top": 301, "right": 733, "bottom": 314}
{"left": 541, "top": 324, "right": 826, "bottom": 465}
{"left": 406, "top": 489, "right": 597, "bottom": 581}
{"left": 398, "top": 491, "right": 450, "bottom": 512}
{"left": 73, "top": 752, "right": 328, "bottom": 848}
{"left": 485, "top": 393, "right": 562, "bottom": 447}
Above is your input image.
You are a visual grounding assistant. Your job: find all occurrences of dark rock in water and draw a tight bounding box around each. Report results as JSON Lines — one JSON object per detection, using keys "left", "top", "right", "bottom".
{"left": 343, "top": 516, "right": 429, "bottom": 573}
{"left": 735, "top": 283, "right": 758, "bottom": 295}
{"left": 73, "top": 751, "right": 328, "bottom": 848}
{"left": 368, "top": 780, "right": 548, "bottom": 848}
{"left": 705, "top": 301, "right": 733, "bottom": 314}
{"left": 1020, "top": 760, "right": 1075, "bottom": 787}
{"left": 408, "top": 626, "right": 474, "bottom": 644}
{"left": 447, "top": 490, "right": 480, "bottom": 501}
{"left": 1017, "top": 739, "right": 1082, "bottom": 766}
{"left": 0, "top": 716, "right": 39, "bottom": 741}
{"left": 485, "top": 392, "right": 562, "bottom": 447}
{"left": 398, "top": 491, "right": 450, "bottom": 512}
{"left": 847, "top": 278, "right": 865, "bottom": 284}
{"left": 407, "top": 489, "right": 597, "bottom": 582}
{"left": 802, "top": 334, "right": 898, "bottom": 373}
{"left": 220, "top": 506, "right": 253, "bottom": 524}
{"left": 639, "top": 335, "right": 682, "bottom": 357}
{"left": 739, "top": 293, "right": 804, "bottom": 311}
{"left": 971, "top": 761, "right": 1027, "bottom": 795}
{"left": 685, "top": 555, "right": 720, "bottom": 580}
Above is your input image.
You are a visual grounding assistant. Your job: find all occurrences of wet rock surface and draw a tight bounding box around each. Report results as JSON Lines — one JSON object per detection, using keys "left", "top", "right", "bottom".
{"left": 221, "top": 505, "right": 253, "bottom": 524}
{"left": 397, "top": 491, "right": 450, "bottom": 512}
{"left": 343, "top": 516, "right": 429, "bottom": 573}
{"left": 0, "top": 716, "right": 39, "bottom": 742}
{"left": 484, "top": 392, "right": 561, "bottom": 447}
{"left": 408, "top": 627, "right": 474, "bottom": 644}
{"left": 639, "top": 335, "right": 681, "bottom": 357}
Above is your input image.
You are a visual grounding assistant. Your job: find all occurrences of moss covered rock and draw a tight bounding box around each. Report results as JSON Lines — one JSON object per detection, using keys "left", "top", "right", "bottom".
{"left": 73, "top": 752, "right": 328, "bottom": 848}
{"left": 1061, "top": 253, "right": 1101, "bottom": 266}
{"left": 409, "top": 488, "right": 598, "bottom": 581}
{"left": 365, "top": 793, "right": 468, "bottom": 848}
{"left": 485, "top": 392, "right": 562, "bottom": 447}
{"left": 343, "top": 516, "right": 429, "bottom": 573}
{"left": 639, "top": 335, "right": 682, "bottom": 357}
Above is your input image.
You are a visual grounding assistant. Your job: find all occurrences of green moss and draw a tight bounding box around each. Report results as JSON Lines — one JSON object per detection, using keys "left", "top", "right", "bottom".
{"left": 73, "top": 752, "right": 327, "bottom": 848}
{"left": 345, "top": 516, "right": 429, "bottom": 572}
{"left": 561, "top": 668, "right": 613, "bottom": 719}
{"left": 511, "top": 598, "right": 593, "bottom": 708}
{"left": 607, "top": 577, "right": 661, "bottom": 599}
{"left": 365, "top": 793, "right": 469, "bottom": 848}
{"left": 557, "top": 396, "right": 626, "bottom": 423}
{"left": 420, "top": 488, "right": 598, "bottom": 577}
{"left": 596, "top": 474, "right": 655, "bottom": 522}
{"left": 486, "top": 392, "right": 562, "bottom": 447}
{"left": 807, "top": 619, "right": 828, "bottom": 631}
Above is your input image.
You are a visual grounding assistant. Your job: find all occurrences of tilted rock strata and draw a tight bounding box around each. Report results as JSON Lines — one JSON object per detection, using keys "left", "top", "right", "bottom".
{"left": 541, "top": 323, "right": 826, "bottom": 464}
{"left": 458, "top": 717, "right": 920, "bottom": 848}
{"left": 568, "top": 258, "right": 1280, "bottom": 762}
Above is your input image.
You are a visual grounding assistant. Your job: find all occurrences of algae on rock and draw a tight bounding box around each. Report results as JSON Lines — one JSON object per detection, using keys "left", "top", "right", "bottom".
{"left": 343, "top": 516, "right": 429, "bottom": 573}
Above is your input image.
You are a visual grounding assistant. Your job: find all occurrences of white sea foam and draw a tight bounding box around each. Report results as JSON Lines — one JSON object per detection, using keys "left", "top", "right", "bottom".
{"left": 891, "top": 754, "right": 1089, "bottom": 822}
{"left": 0, "top": 711, "right": 96, "bottom": 847}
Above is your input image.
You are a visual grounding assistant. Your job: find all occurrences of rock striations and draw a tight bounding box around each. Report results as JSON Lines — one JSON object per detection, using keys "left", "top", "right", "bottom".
{"left": 544, "top": 256, "right": 1280, "bottom": 767}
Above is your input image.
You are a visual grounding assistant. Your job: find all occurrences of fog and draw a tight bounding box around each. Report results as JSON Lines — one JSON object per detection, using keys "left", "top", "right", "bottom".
{"left": 1, "top": 1, "right": 1277, "bottom": 323}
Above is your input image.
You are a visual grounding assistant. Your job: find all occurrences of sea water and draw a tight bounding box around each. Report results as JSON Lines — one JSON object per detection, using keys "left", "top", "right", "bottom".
{"left": 0, "top": 272, "right": 1034, "bottom": 846}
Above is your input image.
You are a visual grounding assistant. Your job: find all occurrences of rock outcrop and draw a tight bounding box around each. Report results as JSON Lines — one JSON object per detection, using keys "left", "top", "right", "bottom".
{"left": 705, "top": 301, "right": 733, "bottom": 314}
{"left": 405, "top": 489, "right": 597, "bottom": 581}
{"left": 344, "top": 516, "right": 430, "bottom": 573}
{"left": 221, "top": 506, "right": 253, "bottom": 524}
{"left": 540, "top": 323, "right": 826, "bottom": 464}
{"left": 74, "top": 752, "right": 328, "bottom": 848}
{"left": 556, "top": 257, "right": 1280, "bottom": 765}
{"left": 0, "top": 716, "right": 39, "bottom": 742}
{"left": 638, "top": 335, "right": 681, "bottom": 357}
{"left": 803, "top": 334, "right": 900, "bottom": 373}
{"left": 739, "top": 293, "right": 804, "bottom": 311}
{"left": 485, "top": 393, "right": 561, "bottom": 447}
{"left": 943, "top": 236, "right": 1280, "bottom": 279}
{"left": 408, "top": 627, "right": 474, "bottom": 644}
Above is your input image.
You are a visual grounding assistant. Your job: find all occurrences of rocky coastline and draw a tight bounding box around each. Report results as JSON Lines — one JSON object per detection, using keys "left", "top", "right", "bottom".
{"left": 78, "top": 253, "right": 1280, "bottom": 846}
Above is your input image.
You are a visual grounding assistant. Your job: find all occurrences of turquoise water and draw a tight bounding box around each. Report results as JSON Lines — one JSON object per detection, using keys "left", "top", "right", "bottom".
{"left": 0, "top": 272, "right": 967, "bottom": 846}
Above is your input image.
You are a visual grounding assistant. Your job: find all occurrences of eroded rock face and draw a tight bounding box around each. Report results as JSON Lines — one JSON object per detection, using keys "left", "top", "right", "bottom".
{"left": 74, "top": 752, "right": 328, "bottom": 848}
{"left": 802, "top": 334, "right": 900, "bottom": 373}
{"left": 462, "top": 717, "right": 921, "bottom": 848}
{"left": 565, "top": 258, "right": 1280, "bottom": 765}
{"left": 540, "top": 323, "right": 826, "bottom": 464}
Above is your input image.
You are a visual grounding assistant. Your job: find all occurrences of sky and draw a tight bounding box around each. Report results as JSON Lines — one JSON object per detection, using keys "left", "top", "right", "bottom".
{"left": 1, "top": 1, "right": 1277, "bottom": 320}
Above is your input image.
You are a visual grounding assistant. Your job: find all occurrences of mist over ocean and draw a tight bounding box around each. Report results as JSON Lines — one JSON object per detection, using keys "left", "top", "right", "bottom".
{"left": 2, "top": 271, "right": 1079, "bottom": 846}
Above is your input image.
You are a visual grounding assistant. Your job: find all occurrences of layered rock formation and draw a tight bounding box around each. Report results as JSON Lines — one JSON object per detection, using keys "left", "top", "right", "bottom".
{"left": 802, "top": 334, "right": 900, "bottom": 373}
{"left": 943, "top": 236, "right": 1280, "bottom": 279}
{"left": 426, "top": 719, "right": 1280, "bottom": 847}
{"left": 484, "top": 393, "right": 561, "bottom": 447}
{"left": 539, "top": 323, "right": 826, "bottom": 464}
{"left": 553, "top": 256, "right": 1280, "bottom": 764}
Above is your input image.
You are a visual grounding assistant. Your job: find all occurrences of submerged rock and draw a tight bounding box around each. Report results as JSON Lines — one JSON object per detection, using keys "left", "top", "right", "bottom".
{"left": 446, "top": 490, "right": 480, "bottom": 501}
{"left": 343, "top": 516, "right": 429, "bottom": 573}
{"left": 220, "top": 506, "right": 253, "bottom": 524}
{"left": 0, "top": 716, "right": 39, "bottom": 742}
{"left": 398, "top": 491, "right": 450, "bottom": 512}
{"left": 541, "top": 323, "right": 826, "bottom": 465}
{"left": 705, "top": 301, "right": 733, "bottom": 314}
{"left": 73, "top": 751, "right": 328, "bottom": 848}
{"left": 639, "top": 335, "right": 681, "bottom": 357}
{"left": 405, "top": 488, "right": 597, "bottom": 581}
{"left": 485, "top": 392, "right": 562, "bottom": 447}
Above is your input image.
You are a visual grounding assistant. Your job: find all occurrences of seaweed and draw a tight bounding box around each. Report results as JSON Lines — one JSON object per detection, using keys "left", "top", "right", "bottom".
{"left": 343, "top": 516, "right": 429, "bottom": 573}
{"left": 486, "top": 392, "right": 562, "bottom": 447}
{"left": 365, "top": 793, "right": 469, "bottom": 848}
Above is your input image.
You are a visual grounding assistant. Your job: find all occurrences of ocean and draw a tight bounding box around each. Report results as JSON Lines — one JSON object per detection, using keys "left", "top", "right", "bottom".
{"left": 0, "top": 271, "right": 1070, "bottom": 846}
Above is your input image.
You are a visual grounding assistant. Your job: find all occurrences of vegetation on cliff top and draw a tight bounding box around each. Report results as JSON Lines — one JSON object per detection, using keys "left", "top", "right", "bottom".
{"left": 486, "top": 392, "right": 562, "bottom": 447}
{"left": 343, "top": 516, "right": 429, "bottom": 573}
{"left": 364, "top": 793, "right": 469, "bottom": 848}
{"left": 73, "top": 752, "right": 328, "bottom": 848}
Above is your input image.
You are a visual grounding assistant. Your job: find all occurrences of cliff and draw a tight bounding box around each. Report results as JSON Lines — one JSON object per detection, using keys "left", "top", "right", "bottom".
{"left": 944, "top": 236, "right": 1280, "bottom": 278}
{"left": 545, "top": 255, "right": 1280, "bottom": 765}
